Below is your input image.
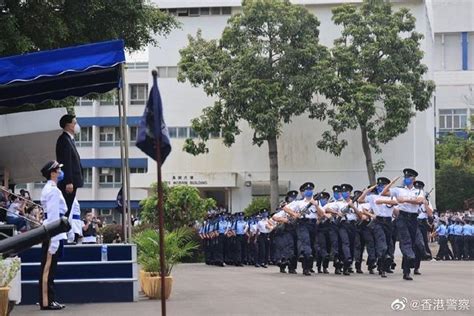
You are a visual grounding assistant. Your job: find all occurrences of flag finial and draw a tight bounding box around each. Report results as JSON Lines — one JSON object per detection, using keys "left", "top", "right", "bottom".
{"left": 152, "top": 69, "right": 158, "bottom": 78}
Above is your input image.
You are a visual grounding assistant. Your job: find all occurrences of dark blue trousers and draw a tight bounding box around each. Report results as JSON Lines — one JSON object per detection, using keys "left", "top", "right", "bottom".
{"left": 396, "top": 211, "right": 421, "bottom": 274}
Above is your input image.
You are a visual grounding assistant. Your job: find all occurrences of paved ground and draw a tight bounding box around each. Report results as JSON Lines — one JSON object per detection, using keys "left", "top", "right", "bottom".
{"left": 12, "top": 258, "right": 474, "bottom": 316}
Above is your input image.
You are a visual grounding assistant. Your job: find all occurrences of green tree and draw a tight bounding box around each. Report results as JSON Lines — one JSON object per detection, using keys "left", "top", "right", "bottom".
{"left": 0, "top": 0, "right": 178, "bottom": 114}
{"left": 243, "top": 196, "right": 270, "bottom": 217}
{"left": 316, "top": 0, "right": 435, "bottom": 184}
{"left": 435, "top": 132, "right": 474, "bottom": 211}
{"left": 140, "top": 183, "right": 216, "bottom": 231}
{"left": 178, "top": 0, "right": 329, "bottom": 211}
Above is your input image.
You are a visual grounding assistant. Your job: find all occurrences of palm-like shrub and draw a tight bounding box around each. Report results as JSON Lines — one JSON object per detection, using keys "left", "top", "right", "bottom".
{"left": 134, "top": 227, "right": 198, "bottom": 276}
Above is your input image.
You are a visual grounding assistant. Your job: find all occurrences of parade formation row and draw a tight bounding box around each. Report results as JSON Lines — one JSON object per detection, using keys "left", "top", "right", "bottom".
{"left": 198, "top": 168, "right": 474, "bottom": 280}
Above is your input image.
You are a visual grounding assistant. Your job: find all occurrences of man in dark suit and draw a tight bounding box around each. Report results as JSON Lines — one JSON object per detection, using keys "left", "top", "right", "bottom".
{"left": 56, "top": 114, "right": 83, "bottom": 217}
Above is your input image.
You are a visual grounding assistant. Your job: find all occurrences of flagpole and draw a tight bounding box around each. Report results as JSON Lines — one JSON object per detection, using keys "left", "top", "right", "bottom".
{"left": 152, "top": 70, "right": 167, "bottom": 315}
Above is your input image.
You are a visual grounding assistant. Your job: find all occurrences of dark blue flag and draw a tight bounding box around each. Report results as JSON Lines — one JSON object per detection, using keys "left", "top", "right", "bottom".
{"left": 136, "top": 73, "right": 171, "bottom": 163}
{"left": 116, "top": 187, "right": 124, "bottom": 212}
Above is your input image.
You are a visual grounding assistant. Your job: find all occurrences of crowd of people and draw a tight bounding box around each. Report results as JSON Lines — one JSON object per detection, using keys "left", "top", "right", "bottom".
{"left": 199, "top": 168, "right": 474, "bottom": 281}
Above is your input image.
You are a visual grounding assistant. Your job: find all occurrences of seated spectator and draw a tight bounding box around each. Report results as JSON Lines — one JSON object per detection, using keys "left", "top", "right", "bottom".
{"left": 6, "top": 195, "right": 27, "bottom": 231}
{"left": 25, "top": 205, "right": 42, "bottom": 230}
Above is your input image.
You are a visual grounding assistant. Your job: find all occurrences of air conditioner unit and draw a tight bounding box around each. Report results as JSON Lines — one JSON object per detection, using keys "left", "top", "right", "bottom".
{"left": 102, "top": 168, "right": 110, "bottom": 174}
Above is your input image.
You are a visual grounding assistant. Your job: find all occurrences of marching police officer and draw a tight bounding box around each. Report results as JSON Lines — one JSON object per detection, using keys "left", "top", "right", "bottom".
{"left": 385, "top": 168, "right": 426, "bottom": 280}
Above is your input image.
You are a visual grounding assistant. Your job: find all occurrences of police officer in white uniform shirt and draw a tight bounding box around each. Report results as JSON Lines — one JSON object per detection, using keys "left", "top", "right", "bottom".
{"left": 384, "top": 168, "right": 426, "bottom": 280}
{"left": 39, "top": 160, "right": 67, "bottom": 310}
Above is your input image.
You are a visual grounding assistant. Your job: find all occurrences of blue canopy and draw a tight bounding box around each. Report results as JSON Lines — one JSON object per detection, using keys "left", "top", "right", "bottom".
{"left": 0, "top": 40, "right": 125, "bottom": 108}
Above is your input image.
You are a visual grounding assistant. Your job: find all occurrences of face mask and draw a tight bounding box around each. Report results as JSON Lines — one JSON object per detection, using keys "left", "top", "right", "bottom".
{"left": 320, "top": 199, "right": 328, "bottom": 207}
{"left": 74, "top": 123, "right": 81, "bottom": 134}
{"left": 377, "top": 185, "right": 384, "bottom": 194}
{"left": 57, "top": 170, "right": 64, "bottom": 182}
{"left": 262, "top": 212, "right": 268, "bottom": 218}
{"left": 334, "top": 192, "right": 341, "bottom": 200}
{"left": 342, "top": 192, "right": 350, "bottom": 199}
{"left": 403, "top": 177, "right": 413, "bottom": 186}
{"left": 304, "top": 190, "right": 313, "bottom": 198}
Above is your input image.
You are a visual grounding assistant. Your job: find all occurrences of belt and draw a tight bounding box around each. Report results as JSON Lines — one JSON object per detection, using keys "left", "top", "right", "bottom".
{"left": 44, "top": 213, "right": 65, "bottom": 219}
{"left": 376, "top": 216, "right": 392, "bottom": 221}
{"left": 399, "top": 211, "right": 418, "bottom": 219}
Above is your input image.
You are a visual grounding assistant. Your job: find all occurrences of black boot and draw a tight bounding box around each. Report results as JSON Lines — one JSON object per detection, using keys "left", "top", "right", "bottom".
{"left": 403, "top": 273, "right": 413, "bottom": 281}
{"left": 288, "top": 269, "right": 297, "bottom": 274}
{"left": 355, "top": 262, "right": 363, "bottom": 274}
{"left": 280, "top": 264, "right": 287, "bottom": 273}
{"left": 368, "top": 268, "right": 375, "bottom": 274}
{"left": 335, "top": 267, "right": 341, "bottom": 275}
{"left": 380, "top": 270, "right": 387, "bottom": 278}
{"left": 323, "top": 267, "right": 329, "bottom": 274}
{"left": 414, "top": 269, "right": 421, "bottom": 275}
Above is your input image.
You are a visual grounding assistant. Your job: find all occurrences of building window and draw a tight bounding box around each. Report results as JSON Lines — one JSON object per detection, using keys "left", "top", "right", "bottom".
{"left": 126, "top": 62, "right": 148, "bottom": 70}
{"left": 469, "top": 33, "right": 474, "bottom": 71}
{"left": 189, "top": 128, "right": 198, "bottom": 138}
{"left": 221, "top": 7, "right": 231, "bottom": 15}
{"left": 130, "top": 84, "right": 148, "bottom": 105}
{"left": 99, "top": 94, "right": 118, "bottom": 106}
{"left": 99, "top": 127, "right": 121, "bottom": 146}
{"left": 100, "top": 209, "right": 112, "bottom": 216}
{"left": 75, "top": 127, "right": 93, "bottom": 147}
{"left": 156, "top": 66, "right": 178, "bottom": 78}
{"left": 164, "top": 7, "right": 231, "bottom": 17}
{"left": 210, "top": 129, "right": 221, "bottom": 139}
{"left": 99, "top": 168, "right": 122, "bottom": 188}
{"left": 439, "top": 109, "right": 468, "bottom": 130}
{"left": 34, "top": 181, "right": 46, "bottom": 189}
{"left": 76, "top": 97, "right": 93, "bottom": 106}
{"left": 83, "top": 168, "right": 93, "bottom": 188}
{"left": 130, "top": 167, "right": 147, "bottom": 174}
{"left": 444, "top": 33, "right": 462, "bottom": 71}
{"left": 177, "top": 127, "right": 188, "bottom": 138}
{"left": 168, "top": 127, "right": 177, "bottom": 138}
{"left": 130, "top": 126, "right": 138, "bottom": 144}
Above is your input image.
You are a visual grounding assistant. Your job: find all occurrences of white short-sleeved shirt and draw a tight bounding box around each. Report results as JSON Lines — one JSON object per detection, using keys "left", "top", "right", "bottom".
{"left": 390, "top": 186, "right": 424, "bottom": 214}
{"left": 340, "top": 203, "right": 357, "bottom": 221}
{"left": 287, "top": 199, "right": 318, "bottom": 219}
{"left": 417, "top": 201, "right": 433, "bottom": 219}
{"left": 257, "top": 219, "right": 271, "bottom": 233}
{"left": 250, "top": 223, "right": 258, "bottom": 234}
{"left": 365, "top": 194, "right": 394, "bottom": 217}
{"left": 273, "top": 210, "right": 288, "bottom": 220}
{"left": 41, "top": 180, "right": 68, "bottom": 241}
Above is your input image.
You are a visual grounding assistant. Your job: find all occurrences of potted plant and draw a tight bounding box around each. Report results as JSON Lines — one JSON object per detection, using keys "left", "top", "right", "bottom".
{"left": 134, "top": 227, "right": 198, "bottom": 300}
{"left": 0, "top": 258, "right": 20, "bottom": 316}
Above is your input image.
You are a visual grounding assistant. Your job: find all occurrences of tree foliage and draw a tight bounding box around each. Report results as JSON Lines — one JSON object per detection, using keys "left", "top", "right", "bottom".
{"left": 178, "top": 0, "right": 329, "bottom": 210}
{"left": 316, "top": 0, "right": 435, "bottom": 183}
{"left": 435, "top": 132, "right": 474, "bottom": 211}
{"left": 140, "top": 183, "right": 216, "bottom": 231}
{"left": 243, "top": 196, "right": 271, "bottom": 217}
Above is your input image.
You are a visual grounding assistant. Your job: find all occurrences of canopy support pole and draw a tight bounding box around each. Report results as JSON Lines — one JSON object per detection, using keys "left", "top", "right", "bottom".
{"left": 117, "top": 80, "right": 129, "bottom": 243}
{"left": 121, "top": 64, "right": 132, "bottom": 242}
